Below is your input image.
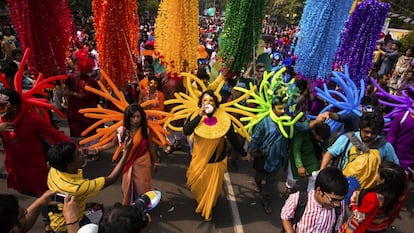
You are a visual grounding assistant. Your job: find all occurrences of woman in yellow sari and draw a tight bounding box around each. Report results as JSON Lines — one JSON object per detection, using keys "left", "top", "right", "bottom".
{"left": 183, "top": 90, "right": 247, "bottom": 221}
{"left": 92, "top": 103, "right": 158, "bottom": 205}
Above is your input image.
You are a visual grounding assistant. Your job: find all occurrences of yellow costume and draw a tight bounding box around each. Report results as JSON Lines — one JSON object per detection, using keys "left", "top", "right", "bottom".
{"left": 165, "top": 73, "right": 255, "bottom": 220}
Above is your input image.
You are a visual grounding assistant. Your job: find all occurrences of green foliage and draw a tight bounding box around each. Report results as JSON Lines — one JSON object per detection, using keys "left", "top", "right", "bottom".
{"left": 67, "top": 0, "right": 92, "bottom": 15}
{"left": 266, "top": 0, "right": 304, "bottom": 25}
{"left": 138, "top": 0, "right": 160, "bottom": 14}
{"left": 400, "top": 30, "right": 414, "bottom": 52}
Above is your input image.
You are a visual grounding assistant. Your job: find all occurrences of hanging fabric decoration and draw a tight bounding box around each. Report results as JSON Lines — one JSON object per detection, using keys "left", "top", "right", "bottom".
{"left": 7, "top": 0, "right": 73, "bottom": 77}
{"left": 218, "top": 0, "right": 267, "bottom": 75}
{"left": 154, "top": 0, "right": 199, "bottom": 75}
{"left": 295, "top": 0, "right": 354, "bottom": 81}
{"left": 93, "top": 0, "right": 139, "bottom": 87}
{"left": 336, "top": 0, "right": 390, "bottom": 83}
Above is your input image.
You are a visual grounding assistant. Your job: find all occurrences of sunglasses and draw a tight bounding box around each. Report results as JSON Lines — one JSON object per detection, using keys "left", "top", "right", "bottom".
{"left": 323, "top": 192, "right": 343, "bottom": 204}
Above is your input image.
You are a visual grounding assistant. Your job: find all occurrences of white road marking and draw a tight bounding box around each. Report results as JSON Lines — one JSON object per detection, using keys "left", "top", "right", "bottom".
{"left": 223, "top": 172, "right": 244, "bottom": 233}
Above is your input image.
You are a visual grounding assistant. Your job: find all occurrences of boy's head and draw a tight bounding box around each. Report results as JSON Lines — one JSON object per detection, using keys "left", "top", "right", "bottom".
{"left": 359, "top": 112, "right": 384, "bottom": 144}
{"left": 98, "top": 203, "right": 150, "bottom": 233}
{"left": 314, "top": 167, "right": 348, "bottom": 209}
{"left": 312, "top": 122, "right": 331, "bottom": 142}
{"left": 47, "top": 142, "right": 85, "bottom": 173}
{"left": 360, "top": 95, "right": 378, "bottom": 113}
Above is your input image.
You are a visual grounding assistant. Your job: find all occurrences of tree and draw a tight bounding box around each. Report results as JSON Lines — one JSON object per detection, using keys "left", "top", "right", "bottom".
{"left": 67, "top": 0, "right": 92, "bottom": 15}
{"left": 138, "top": 0, "right": 160, "bottom": 15}
{"left": 266, "top": 0, "right": 305, "bottom": 25}
{"left": 400, "top": 30, "right": 414, "bottom": 52}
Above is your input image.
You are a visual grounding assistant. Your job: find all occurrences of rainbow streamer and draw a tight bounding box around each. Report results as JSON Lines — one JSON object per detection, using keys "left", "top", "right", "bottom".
{"left": 295, "top": 0, "right": 354, "bottom": 81}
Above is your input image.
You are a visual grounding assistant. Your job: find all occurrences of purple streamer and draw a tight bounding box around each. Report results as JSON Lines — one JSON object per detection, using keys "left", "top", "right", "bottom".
{"left": 336, "top": 0, "right": 390, "bottom": 83}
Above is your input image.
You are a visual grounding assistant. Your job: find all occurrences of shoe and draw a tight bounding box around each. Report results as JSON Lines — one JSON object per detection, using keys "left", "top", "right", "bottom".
{"left": 262, "top": 201, "right": 272, "bottom": 214}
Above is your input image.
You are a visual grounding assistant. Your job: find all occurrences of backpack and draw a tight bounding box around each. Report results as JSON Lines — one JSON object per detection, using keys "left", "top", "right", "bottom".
{"left": 281, "top": 191, "right": 341, "bottom": 233}
{"left": 341, "top": 132, "right": 386, "bottom": 189}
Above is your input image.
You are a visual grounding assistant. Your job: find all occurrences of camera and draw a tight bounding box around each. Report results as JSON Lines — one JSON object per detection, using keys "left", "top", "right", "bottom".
{"left": 132, "top": 190, "right": 161, "bottom": 213}
{"left": 53, "top": 193, "right": 67, "bottom": 203}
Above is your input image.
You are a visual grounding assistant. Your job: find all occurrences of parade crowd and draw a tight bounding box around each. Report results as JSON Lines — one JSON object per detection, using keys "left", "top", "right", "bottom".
{"left": 0, "top": 7, "right": 413, "bottom": 233}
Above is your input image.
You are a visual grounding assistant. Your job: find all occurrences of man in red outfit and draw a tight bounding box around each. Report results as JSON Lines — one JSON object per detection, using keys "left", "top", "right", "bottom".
{"left": 0, "top": 88, "right": 71, "bottom": 230}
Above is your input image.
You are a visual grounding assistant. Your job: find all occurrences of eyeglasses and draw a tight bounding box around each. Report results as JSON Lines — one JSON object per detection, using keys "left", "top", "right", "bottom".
{"left": 323, "top": 192, "right": 343, "bottom": 204}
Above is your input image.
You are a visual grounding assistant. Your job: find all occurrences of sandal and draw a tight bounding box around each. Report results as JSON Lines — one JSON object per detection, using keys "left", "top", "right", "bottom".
{"left": 164, "top": 145, "right": 172, "bottom": 154}
{"left": 44, "top": 224, "right": 55, "bottom": 233}
{"left": 261, "top": 200, "right": 272, "bottom": 214}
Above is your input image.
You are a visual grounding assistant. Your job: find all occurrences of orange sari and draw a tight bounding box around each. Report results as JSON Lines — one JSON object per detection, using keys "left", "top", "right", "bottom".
{"left": 121, "top": 129, "right": 152, "bottom": 205}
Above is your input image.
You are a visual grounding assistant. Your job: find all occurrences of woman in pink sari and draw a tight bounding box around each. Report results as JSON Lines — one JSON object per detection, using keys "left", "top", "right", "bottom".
{"left": 92, "top": 103, "right": 158, "bottom": 204}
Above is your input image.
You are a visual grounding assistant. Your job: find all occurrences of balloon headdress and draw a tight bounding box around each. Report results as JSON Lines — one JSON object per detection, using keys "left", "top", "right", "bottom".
{"left": 312, "top": 65, "right": 365, "bottom": 134}
{"left": 73, "top": 47, "right": 95, "bottom": 73}
{"left": 164, "top": 72, "right": 256, "bottom": 140}
{"left": 234, "top": 67, "right": 303, "bottom": 138}
{"left": 79, "top": 70, "right": 171, "bottom": 161}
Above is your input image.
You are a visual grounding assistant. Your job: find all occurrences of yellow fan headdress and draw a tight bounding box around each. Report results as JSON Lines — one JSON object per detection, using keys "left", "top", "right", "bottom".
{"left": 164, "top": 72, "right": 256, "bottom": 140}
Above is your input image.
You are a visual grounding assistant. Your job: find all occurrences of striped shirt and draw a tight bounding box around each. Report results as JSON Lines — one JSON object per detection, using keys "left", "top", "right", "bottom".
{"left": 47, "top": 167, "right": 105, "bottom": 232}
{"left": 281, "top": 190, "right": 345, "bottom": 233}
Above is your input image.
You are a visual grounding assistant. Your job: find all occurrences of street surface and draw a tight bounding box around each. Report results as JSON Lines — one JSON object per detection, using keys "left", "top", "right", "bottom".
{"left": 1, "top": 119, "right": 413, "bottom": 233}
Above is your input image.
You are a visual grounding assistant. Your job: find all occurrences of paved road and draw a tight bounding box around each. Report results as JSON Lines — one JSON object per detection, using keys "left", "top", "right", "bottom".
{"left": 1, "top": 119, "right": 413, "bottom": 233}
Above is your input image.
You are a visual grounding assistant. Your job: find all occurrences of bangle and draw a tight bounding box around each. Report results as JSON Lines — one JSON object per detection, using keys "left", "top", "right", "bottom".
{"left": 66, "top": 220, "right": 79, "bottom": 226}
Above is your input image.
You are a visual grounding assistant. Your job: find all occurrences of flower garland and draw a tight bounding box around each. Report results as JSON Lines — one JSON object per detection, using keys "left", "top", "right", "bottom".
{"left": 154, "top": 0, "right": 199, "bottom": 75}
{"left": 7, "top": 0, "right": 73, "bottom": 77}
{"left": 93, "top": 0, "right": 139, "bottom": 87}
{"left": 218, "top": 0, "right": 267, "bottom": 74}
{"left": 335, "top": 0, "right": 390, "bottom": 83}
{"left": 295, "top": 0, "right": 354, "bottom": 81}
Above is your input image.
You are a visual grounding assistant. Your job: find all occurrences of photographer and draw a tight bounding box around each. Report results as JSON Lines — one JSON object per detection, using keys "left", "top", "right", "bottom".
{"left": 62, "top": 195, "right": 151, "bottom": 233}
{"left": 46, "top": 139, "right": 132, "bottom": 232}
{"left": 0, "top": 190, "right": 57, "bottom": 233}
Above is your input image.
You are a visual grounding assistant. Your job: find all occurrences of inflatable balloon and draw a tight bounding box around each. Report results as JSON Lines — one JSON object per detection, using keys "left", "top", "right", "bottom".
{"left": 311, "top": 65, "right": 365, "bottom": 134}
{"left": 207, "top": 7, "right": 216, "bottom": 16}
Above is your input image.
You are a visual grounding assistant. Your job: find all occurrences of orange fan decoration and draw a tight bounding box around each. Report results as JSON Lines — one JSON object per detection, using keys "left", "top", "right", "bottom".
{"left": 79, "top": 70, "right": 171, "bottom": 161}
{"left": 93, "top": 0, "right": 139, "bottom": 87}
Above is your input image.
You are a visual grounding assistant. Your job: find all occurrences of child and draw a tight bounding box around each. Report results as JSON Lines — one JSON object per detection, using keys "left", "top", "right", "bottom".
{"left": 281, "top": 167, "right": 348, "bottom": 233}
{"left": 339, "top": 161, "right": 407, "bottom": 233}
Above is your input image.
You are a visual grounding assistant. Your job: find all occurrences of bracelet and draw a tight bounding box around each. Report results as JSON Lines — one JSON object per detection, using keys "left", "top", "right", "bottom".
{"left": 66, "top": 220, "right": 79, "bottom": 226}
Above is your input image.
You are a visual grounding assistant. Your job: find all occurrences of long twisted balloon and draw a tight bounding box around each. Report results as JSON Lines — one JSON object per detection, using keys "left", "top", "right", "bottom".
{"left": 234, "top": 68, "right": 303, "bottom": 139}
{"left": 312, "top": 65, "right": 365, "bottom": 134}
